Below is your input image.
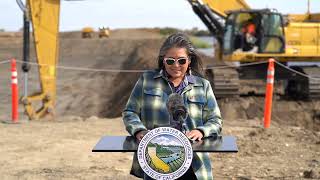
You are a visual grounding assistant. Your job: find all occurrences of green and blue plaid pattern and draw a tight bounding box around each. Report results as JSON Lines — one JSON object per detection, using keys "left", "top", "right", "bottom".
{"left": 122, "top": 70, "right": 223, "bottom": 180}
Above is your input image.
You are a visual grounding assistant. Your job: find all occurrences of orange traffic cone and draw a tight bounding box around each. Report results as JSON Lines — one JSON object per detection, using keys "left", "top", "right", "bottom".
{"left": 11, "top": 59, "right": 19, "bottom": 123}
{"left": 264, "top": 58, "right": 275, "bottom": 128}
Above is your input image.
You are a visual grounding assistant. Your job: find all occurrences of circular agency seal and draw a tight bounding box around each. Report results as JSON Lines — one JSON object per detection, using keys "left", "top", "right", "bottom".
{"left": 137, "top": 127, "right": 193, "bottom": 180}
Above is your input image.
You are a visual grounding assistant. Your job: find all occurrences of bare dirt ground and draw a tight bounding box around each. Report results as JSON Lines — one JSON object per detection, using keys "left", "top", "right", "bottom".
{"left": 0, "top": 29, "right": 319, "bottom": 179}
{"left": 0, "top": 117, "right": 319, "bottom": 180}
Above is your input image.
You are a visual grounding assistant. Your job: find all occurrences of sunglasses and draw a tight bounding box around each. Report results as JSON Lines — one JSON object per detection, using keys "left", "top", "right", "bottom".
{"left": 164, "top": 57, "right": 188, "bottom": 65}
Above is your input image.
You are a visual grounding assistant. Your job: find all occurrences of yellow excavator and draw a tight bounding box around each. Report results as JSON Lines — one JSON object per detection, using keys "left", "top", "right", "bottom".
{"left": 188, "top": 0, "right": 320, "bottom": 99}
{"left": 81, "top": 27, "right": 110, "bottom": 38}
{"left": 18, "top": 0, "right": 320, "bottom": 119}
{"left": 81, "top": 27, "right": 94, "bottom": 38}
{"left": 98, "top": 27, "right": 110, "bottom": 38}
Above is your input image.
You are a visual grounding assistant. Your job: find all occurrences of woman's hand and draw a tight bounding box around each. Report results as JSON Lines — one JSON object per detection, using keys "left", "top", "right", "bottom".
{"left": 186, "top": 130, "right": 203, "bottom": 141}
{"left": 135, "top": 130, "right": 148, "bottom": 141}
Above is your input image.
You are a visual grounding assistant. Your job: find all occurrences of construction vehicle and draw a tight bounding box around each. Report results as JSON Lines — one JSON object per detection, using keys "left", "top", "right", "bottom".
{"left": 188, "top": 0, "right": 320, "bottom": 99}
{"left": 82, "top": 27, "right": 94, "bottom": 38}
{"left": 18, "top": 0, "right": 320, "bottom": 119}
{"left": 98, "top": 27, "right": 110, "bottom": 38}
{"left": 82, "top": 27, "right": 110, "bottom": 38}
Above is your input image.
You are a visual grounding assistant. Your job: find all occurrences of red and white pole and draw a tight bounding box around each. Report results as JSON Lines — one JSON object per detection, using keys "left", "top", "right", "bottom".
{"left": 11, "top": 59, "right": 19, "bottom": 123}
{"left": 263, "top": 58, "right": 275, "bottom": 128}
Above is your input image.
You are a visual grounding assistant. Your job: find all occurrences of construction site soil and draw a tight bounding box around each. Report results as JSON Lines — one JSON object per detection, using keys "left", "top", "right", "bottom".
{"left": 0, "top": 29, "right": 319, "bottom": 179}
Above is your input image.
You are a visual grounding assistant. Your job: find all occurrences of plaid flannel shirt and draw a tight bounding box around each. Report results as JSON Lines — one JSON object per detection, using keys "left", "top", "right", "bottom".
{"left": 122, "top": 70, "right": 223, "bottom": 180}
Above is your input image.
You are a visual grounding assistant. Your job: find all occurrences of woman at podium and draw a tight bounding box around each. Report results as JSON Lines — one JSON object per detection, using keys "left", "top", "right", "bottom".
{"left": 122, "top": 33, "right": 223, "bottom": 180}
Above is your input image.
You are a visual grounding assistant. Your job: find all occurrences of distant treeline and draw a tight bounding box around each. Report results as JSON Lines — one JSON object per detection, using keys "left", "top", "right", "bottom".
{"left": 154, "top": 27, "right": 212, "bottom": 48}
{"left": 0, "top": 27, "right": 211, "bottom": 36}
{"left": 155, "top": 27, "right": 211, "bottom": 36}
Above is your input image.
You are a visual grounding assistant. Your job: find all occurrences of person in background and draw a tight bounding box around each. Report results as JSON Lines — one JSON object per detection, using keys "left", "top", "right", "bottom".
{"left": 241, "top": 19, "right": 258, "bottom": 52}
{"left": 122, "top": 33, "right": 223, "bottom": 180}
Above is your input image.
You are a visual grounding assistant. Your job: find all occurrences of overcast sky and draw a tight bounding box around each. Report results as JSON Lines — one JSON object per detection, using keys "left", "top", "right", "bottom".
{"left": 1, "top": 0, "right": 319, "bottom": 31}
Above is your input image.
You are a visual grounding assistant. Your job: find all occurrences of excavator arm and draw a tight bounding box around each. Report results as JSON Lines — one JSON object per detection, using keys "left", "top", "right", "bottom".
{"left": 187, "top": 0, "right": 250, "bottom": 44}
{"left": 22, "top": 0, "right": 60, "bottom": 120}
{"left": 202, "top": 0, "right": 250, "bottom": 18}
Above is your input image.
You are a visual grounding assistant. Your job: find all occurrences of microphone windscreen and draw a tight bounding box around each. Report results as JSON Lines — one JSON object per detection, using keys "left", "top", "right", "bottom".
{"left": 166, "top": 93, "right": 186, "bottom": 119}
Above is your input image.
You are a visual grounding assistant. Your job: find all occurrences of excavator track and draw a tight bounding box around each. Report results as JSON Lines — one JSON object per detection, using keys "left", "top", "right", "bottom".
{"left": 205, "top": 66, "right": 239, "bottom": 98}
{"left": 303, "top": 67, "right": 320, "bottom": 99}
{"left": 285, "top": 66, "right": 320, "bottom": 99}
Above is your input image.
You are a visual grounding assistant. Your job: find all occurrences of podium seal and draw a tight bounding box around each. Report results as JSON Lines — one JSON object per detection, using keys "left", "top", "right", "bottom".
{"left": 137, "top": 127, "right": 193, "bottom": 180}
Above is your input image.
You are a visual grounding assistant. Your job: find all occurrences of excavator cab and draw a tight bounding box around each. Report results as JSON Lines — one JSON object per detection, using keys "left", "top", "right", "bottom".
{"left": 223, "top": 10, "right": 285, "bottom": 55}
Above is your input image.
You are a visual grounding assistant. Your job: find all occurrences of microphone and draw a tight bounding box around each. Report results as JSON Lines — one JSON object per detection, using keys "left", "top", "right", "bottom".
{"left": 166, "top": 93, "right": 188, "bottom": 132}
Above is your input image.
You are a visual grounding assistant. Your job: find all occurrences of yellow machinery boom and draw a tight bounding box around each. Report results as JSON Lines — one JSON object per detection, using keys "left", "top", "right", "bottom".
{"left": 22, "top": 0, "right": 60, "bottom": 119}
{"left": 201, "top": 0, "right": 250, "bottom": 18}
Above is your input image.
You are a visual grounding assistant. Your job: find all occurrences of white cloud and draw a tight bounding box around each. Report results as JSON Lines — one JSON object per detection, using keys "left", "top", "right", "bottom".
{"left": 151, "top": 135, "right": 181, "bottom": 146}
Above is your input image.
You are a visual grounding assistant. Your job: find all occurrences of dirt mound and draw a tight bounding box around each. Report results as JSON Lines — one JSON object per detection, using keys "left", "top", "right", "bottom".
{"left": 60, "top": 28, "right": 162, "bottom": 39}
{"left": 219, "top": 97, "right": 320, "bottom": 131}
{"left": 55, "top": 38, "right": 164, "bottom": 118}
{"left": 102, "top": 39, "right": 163, "bottom": 117}
{"left": 0, "top": 32, "right": 22, "bottom": 38}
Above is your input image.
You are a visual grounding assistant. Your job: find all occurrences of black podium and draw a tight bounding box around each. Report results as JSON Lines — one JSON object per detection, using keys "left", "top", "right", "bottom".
{"left": 92, "top": 136, "right": 238, "bottom": 153}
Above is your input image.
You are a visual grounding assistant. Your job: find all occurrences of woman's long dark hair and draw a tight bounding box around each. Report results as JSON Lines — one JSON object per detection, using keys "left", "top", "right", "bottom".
{"left": 157, "top": 33, "right": 203, "bottom": 77}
